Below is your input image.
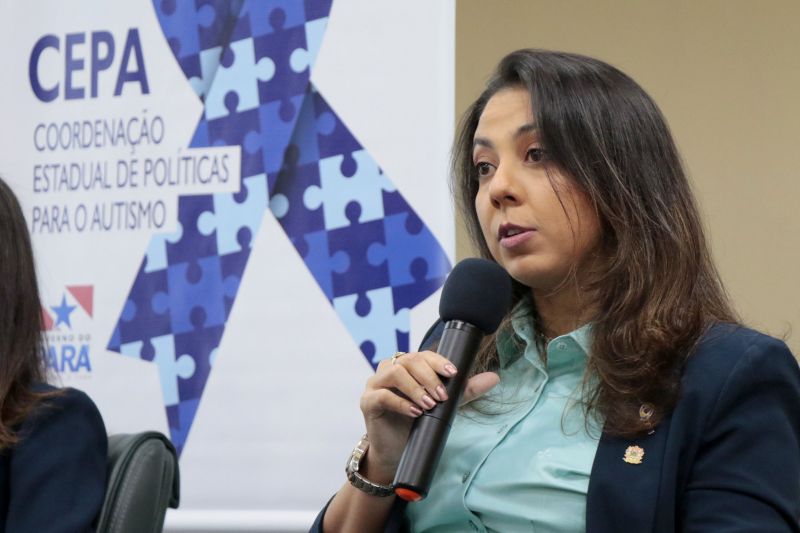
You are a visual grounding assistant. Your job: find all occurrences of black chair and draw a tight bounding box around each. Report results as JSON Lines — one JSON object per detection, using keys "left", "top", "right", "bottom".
{"left": 95, "top": 431, "right": 180, "bottom": 533}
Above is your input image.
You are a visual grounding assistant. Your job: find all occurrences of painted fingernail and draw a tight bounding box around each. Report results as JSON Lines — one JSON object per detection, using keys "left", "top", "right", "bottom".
{"left": 436, "top": 385, "right": 448, "bottom": 401}
{"left": 421, "top": 395, "right": 436, "bottom": 409}
{"left": 410, "top": 405, "right": 423, "bottom": 417}
{"left": 445, "top": 364, "right": 457, "bottom": 376}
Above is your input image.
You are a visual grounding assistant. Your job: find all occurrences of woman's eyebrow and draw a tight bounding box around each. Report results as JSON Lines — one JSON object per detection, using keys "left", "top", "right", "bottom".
{"left": 473, "top": 137, "right": 493, "bottom": 150}
{"left": 472, "top": 123, "right": 539, "bottom": 150}
{"left": 514, "top": 123, "right": 539, "bottom": 139}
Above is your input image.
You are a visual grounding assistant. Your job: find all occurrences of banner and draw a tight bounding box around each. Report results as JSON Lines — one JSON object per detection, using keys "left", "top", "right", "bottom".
{"left": 0, "top": 0, "right": 454, "bottom": 528}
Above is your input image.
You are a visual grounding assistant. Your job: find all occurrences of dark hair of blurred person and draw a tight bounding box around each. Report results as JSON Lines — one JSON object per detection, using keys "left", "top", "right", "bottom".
{"left": 0, "top": 176, "right": 107, "bottom": 532}
{"left": 0, "top": 177, "right": 57, "bottom": 448}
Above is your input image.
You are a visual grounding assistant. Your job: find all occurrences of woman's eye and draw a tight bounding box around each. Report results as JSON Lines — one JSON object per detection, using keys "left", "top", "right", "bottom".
{"left": 526, "top": 147, "right": 546, "bottom": 163}
{"left": 475, "top": 162, "right": 493, "bottom": 177}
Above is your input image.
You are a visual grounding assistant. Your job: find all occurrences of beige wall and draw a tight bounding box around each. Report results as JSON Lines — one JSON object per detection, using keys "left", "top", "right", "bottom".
{"left": 455, "top": 0, "right": 800, "bottom": 353}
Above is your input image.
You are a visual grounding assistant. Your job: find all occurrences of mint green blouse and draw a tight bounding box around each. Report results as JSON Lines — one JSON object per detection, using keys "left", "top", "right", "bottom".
{"left": 406, "top": 300, "right": 600, "bottom": 532}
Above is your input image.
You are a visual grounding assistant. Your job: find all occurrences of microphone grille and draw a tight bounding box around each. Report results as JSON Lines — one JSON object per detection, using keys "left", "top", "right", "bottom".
{"left": 439, "top": 258, "right": 512, "bottom": 334}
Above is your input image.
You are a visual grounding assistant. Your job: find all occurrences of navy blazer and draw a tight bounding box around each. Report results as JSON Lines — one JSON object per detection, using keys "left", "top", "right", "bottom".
{"left": 312, "top": 323, "right": 800, "bottom": 532}
{"left": 0, "top": 386, "right": 107, "bottom": 532}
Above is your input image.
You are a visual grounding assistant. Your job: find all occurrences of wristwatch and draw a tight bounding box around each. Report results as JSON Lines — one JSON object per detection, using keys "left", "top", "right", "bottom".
{"left": 345, "top": 434, "right": 395, "bottom": 497}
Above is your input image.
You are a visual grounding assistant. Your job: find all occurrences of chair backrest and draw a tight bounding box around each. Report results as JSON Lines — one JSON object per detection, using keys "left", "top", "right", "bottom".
{"left": 95, "top": 431, "right": 180, "bottom": 533}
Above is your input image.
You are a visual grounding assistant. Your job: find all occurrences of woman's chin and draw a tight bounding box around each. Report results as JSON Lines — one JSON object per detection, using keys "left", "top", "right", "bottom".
{"left": 502, "top": 263, "right": 565, "bottom": 293}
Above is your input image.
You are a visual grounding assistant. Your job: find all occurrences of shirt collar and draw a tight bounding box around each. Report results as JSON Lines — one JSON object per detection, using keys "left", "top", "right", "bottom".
{"left": 496, "top": 294, "right": 592, "bottom": 370}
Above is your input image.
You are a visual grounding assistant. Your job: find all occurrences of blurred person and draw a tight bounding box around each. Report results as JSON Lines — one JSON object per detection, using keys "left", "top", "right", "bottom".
{"left": 0, "top": 177, "right": 107, "bottom": 532}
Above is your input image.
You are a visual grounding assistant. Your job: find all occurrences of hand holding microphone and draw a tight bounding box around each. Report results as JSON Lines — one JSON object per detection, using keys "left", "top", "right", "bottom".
{"left": 358, "top": 258, "right": 511, "bottom": 498}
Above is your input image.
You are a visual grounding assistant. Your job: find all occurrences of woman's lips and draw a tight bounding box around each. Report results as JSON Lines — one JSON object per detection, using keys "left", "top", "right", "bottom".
{"left": 497, "top": 223, "right": 536, "bottom": 249}
{"left": 499, "top": 228, "right": 536, "bottom": 249}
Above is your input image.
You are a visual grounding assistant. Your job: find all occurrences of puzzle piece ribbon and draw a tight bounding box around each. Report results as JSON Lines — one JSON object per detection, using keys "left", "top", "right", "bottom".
{"left": 108, "top": 0, "right": 451, "bottom": 454}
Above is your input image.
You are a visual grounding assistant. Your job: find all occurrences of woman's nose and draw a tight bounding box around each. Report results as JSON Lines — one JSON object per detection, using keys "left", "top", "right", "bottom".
{"left": 488, "top": 164, "right": 520, "bottom": 208}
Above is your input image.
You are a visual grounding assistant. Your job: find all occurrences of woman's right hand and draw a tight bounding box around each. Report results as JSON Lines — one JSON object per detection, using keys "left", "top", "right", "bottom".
{"left": 358, "top": 350, "right": 500, "bottom": 483}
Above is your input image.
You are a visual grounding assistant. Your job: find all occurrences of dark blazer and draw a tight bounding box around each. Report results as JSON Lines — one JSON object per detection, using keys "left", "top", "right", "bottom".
{"left": 311, "top": 322, "right": 800, "bottom": 532}
{"left": 0, "top": 385, "right": 107, "bottom": 533}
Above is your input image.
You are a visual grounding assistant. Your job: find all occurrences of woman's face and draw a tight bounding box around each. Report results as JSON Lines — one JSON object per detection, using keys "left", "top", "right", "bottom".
{"left": 473, "top": 87, "right": 601, "bottom": 292}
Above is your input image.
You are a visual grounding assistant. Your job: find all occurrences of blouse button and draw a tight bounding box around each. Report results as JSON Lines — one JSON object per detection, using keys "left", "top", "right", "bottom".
{"left": 462, "top": 471, "right": 470, "bottom": 483}
{"left": 557, "top": 342, "right": 567, "bottom": 351}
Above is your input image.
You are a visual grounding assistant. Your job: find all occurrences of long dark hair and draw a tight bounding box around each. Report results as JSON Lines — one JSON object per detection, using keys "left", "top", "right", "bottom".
{"left": 452, "top": 50, "right": 737, "bottom": 436}
{"left": 0, "top": 177, "right": 54, "bottom": 448}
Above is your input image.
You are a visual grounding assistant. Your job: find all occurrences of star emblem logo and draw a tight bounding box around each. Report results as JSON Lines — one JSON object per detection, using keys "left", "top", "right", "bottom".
{"left": 50, "top": 294, "right": 77, "bottom": 329}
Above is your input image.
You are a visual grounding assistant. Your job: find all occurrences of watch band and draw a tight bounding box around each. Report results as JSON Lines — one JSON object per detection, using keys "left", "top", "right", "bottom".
{"left": 345, "top": 434, "right": 395, "bottom": 497}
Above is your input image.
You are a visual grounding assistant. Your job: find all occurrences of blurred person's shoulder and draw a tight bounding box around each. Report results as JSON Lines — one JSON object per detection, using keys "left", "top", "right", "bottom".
{"left": 21, "top": 384, "right": 106, "bottom": 438}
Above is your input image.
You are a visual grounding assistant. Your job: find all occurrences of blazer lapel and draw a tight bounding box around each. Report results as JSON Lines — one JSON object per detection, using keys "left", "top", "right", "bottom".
{"left": 586, "top": 421, "right": 670, "bottom": 533}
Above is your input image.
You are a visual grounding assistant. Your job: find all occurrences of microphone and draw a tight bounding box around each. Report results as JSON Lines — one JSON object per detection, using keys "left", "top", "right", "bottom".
{"left": 392, "top": 258, "right": 512, "bottom": 502}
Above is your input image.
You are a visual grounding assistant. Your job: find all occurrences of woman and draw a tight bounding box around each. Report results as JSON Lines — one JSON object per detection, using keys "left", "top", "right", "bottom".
{"left": 313, "top": 50, "right": 800, "bottom": 532}
{"left": 0, "top": 177, "right": 107, "bottom": 532}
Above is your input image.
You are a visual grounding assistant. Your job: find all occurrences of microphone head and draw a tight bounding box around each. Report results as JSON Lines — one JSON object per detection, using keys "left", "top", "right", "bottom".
{"left": 439, "top": 258, "right": 512, "bottom": 334}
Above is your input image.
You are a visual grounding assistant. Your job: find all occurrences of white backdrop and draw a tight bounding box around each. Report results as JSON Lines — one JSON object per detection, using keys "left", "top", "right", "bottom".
{"left": 0, "top": 0, "right": 454, "bottom": 530}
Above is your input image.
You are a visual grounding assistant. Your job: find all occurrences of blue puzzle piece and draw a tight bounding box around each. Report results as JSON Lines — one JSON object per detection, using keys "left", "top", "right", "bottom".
{"left": 328, "top": 219, "right": 389, "bottom": 297}
{"left": 258, "top": 94, "right": 304, "bottom": 174}
{"left": 253, "top": 24, "right": 309, "bottom": 103}
{"left": 202, "top": 38, "right": 276, "bottom": 120}
{"left": 156, "top": 0, "right": 216, "bottom": 58}
{"left": 286, "top": 17, "right": 326, "bottom": 75}
{"left": 197, "top": 174, "right": 268, "bottom": 254}
{"left": 153, "top": 256, "right": 236, "bottom": 334}
{"left": 241, "top": 134, "right": 268, "bottom": 181}
{"left": 206, "top": 107, "right": 264, "bottom": 178}
{"left": 303, "top": 0, "right": 333, "bottom": 22}
{"left": 304, "top": 150, "right": 396, "bottom": 231}
{"left": 271, "top": 158, "right": 325, "bottom": 235}
{"left": 240, "top": 0, "right": 307, "bottom": 37}
{"left": 196, "top": 0, "right": 248, "bottom": 50}
{"left": 145, "top": 223, "right": 184, "bottom": 273}
{"left": 296, "top": 230, "right": 349, "bottom": 301}
{"left": 174, "top": 324, "right": 223, "bottom": 402}
{"left": 367, "top": 212, "right": 451, "bottom": 286}
{"left": 287, "top": 90, "right": 320, "bottom": 166}
{"left": 189, "top": 46, "right": 223, "bottom": 100}
{"left": 178, "top": 54, "right": 203, "bottom": 97}
{"left": 285, "top": 87, "right": 337, "bottom": 169}
{"left": 333, "top": 287, "right": 409, "bottom": 365}
{"left": 391, "top": 257, "right": 449, "bottom": 312}
{"left": 108, "top": 325, "right": 121, "bottom": 351}
{"left": 167, "top": 397, "right": 201, "bottom": 454}
{"left": 111, "top": 265, "right": 171, "bottom": 349}
{"left": 120, "top": 334, "right": 195, "bottom": 407}
{"left": 302, "top": 17, "right": 327, "bottom": 68}
{"left": 166, "top": 196, "right": 219, "bottom": 263}
{"left": 313, "top": 92, "right": 361, "bottom": 159}
{"left": 219, "top": 249, "right": 247, "bottom": 317}
{"left": 380, "top": 189, "right": 411, "bottom": 217}
{"left": 191, "top": 117, "right": 210, "bottom": 147}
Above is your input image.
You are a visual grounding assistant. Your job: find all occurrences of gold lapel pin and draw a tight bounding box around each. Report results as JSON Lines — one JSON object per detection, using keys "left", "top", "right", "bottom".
{"left": 640, "top": 402, "right": 656, "bottom": 435}
{"left": 623, "top": 445, "right": 645, "bottom": 465}
{"left": 639, "top": 403, "right": 654, "bottom": 421}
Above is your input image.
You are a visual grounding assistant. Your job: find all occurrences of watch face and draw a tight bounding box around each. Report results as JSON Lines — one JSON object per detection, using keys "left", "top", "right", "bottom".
{"left": 347, "top": 438, "right": 368, "bottom": 474}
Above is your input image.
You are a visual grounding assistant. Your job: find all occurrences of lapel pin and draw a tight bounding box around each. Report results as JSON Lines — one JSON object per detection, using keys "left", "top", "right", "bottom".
{"left": 623, "top": 445, "right": 645, "bottom": 465}
{"left": 640, "top": 402, "right": 656, "bottom": 435}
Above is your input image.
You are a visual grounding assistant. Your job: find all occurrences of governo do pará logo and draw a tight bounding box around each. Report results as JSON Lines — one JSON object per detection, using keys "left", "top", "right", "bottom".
{"left": 42, "top": 285, "right": 94, "bottom": 373}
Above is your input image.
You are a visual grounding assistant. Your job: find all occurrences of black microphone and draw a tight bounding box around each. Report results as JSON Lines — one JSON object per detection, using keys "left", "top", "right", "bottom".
{"left": 393, "top": 258, "right": 512, "bottom": 502}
